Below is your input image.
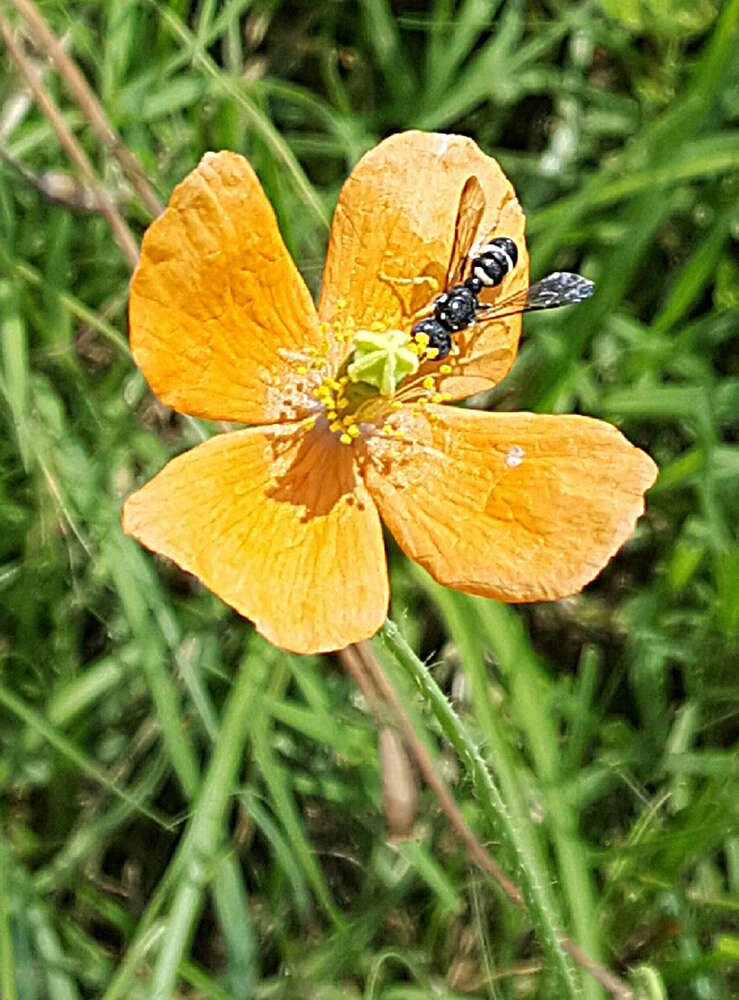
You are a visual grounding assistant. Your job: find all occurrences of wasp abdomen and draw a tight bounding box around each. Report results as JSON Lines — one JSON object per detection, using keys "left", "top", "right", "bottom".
{"left": 471, "top": 237, "right": 518, "bottom": 288}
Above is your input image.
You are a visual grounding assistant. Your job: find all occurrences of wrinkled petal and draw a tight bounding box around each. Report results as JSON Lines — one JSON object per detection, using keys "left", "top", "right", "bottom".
{"left": 362, "top": 406, "right": 657, "bottom": 602}
{"left": 319, "top": 131, "right": 528, "bottom": 398}
{"left": 130, "top": 151, "right": 325, "bottom": 425}
{"left": 122, "top": 426, "right": 389, "bottom": 653}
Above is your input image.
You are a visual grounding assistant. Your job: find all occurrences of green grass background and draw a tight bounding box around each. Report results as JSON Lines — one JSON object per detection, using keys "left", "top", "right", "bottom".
{"left": 1, "top": 1, "right": 738, "bottom": 998}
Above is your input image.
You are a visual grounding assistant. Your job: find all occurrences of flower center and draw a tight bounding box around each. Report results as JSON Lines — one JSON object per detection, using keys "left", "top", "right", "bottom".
{"left": 346, "top": 327, "right": 421, "bottom": 396}
{"left": 296, "top": 308, "right": 454, "bottom": 444}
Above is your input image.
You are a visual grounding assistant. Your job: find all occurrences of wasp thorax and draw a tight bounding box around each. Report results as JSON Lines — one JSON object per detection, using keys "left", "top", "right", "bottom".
{"left": 435, "top": 285, "right": 477, "bottom": 331}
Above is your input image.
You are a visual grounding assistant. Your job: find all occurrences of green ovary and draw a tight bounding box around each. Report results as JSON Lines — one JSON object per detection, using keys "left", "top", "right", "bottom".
{"left": 346, "top": 329, "right": 420, "bottom": 397}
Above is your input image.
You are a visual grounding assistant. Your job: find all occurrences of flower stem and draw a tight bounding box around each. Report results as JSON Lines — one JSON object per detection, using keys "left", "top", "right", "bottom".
{"left": 359, "top": 619, "right": 634, "bottom": 1000}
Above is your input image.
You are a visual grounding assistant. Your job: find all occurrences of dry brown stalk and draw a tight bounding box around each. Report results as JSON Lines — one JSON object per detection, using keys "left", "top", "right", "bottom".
{"left": 339, "top": 647, "right": 418, "bottom": 839}
{"left": 0, "top": 14, "right": 140, "bottom": 269}
{"left": 9, "top": 0, "right": 163, "bottom": 217}
{"left": 0, "top": 149, "right": 102, "bottom": 212}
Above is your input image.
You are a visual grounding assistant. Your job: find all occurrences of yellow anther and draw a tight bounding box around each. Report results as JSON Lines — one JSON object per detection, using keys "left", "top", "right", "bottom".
{"left": 383, "top": 425, "right": 393, "bottom": 436}
{"left": 347, "top": 424, "right": 360, "bottom": 438}
{"left": 339, "top": 375, "right": 349, "bottom": 385}
{"left": 432, "top": 394, "right": 445, "bottom": 404}
{"left": 393, "top": 429, "right": 405, "bottom": 439}
{"left": 327, "top": 411, "right": 337, "bottom": 422}
{"left": 337, "top": 398, "right": 350, "bottom": 409}
{"left": 370, "top": 321, "right": 384, "bottom": 332}
{"left": 320, "top": 322, "right": 330, "bottom": 334}
{"left": 339, "top": 433, "right": 352, "bottom": 445}
{"left": 329, "top": 420, "right": 342, "bottom": 432}
{"left": 441, "top": 392, "right": 452, "bottom": 402}
{"left": 427, "top": 348, "right": 439, "bottom": 359}
{"left": 429, "top": 412, "right": 440, "bottom": 422}
{"left": 336, "top": 298, "right": 346, "bottom": 310}
{"left": 440, "top": 364, "right": 452, "bottom": 374}
{"left": 301, "top": 415, "right": 317, "bottom": 429}
{"left": 391, "top": 401, "right": 403, "bottom": 410}
{"left": 297, "top": 365, "right": 307, "bottom": 376}
{"left": 422, "top": 376, "right": 435, "bottom": 390}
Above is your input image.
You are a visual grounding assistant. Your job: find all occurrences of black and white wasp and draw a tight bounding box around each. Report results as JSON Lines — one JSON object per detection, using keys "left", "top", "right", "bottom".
{"left": 411, "top": 176, "right": 594, "bottom": 359}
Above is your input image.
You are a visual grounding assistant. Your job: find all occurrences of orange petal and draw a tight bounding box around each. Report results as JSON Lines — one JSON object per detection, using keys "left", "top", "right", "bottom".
{"left": 362, "top": 406, "right": 657, "bottom": 602}
{"left": 319, "top": 131, "right": 528, "bottom": 398}
{"left": 122, "top": 426, "right": 388, "bottom": 653}
{"left": 130, "top": 151, "right": 325, "bottom": 424}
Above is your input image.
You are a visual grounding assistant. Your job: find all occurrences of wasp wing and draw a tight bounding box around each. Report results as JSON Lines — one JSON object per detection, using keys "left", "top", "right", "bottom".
{"left": 524, "top": 271, "right": 595, "bottom": 310}
{"left": 446, "top": 176, "right": 486, "bottom": 288}
{"left": 473, "top": 271, "right": 595, "bottom": 322}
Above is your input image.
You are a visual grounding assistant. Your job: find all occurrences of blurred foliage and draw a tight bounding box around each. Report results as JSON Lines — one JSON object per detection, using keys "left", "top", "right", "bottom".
{"left": 0, "top": 1, "right": 737, "bottom": 998}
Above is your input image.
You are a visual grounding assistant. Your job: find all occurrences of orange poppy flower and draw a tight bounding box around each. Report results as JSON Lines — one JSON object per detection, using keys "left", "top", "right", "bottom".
{"left": 123, "top": 131, "right": 657, "bottom": 654}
